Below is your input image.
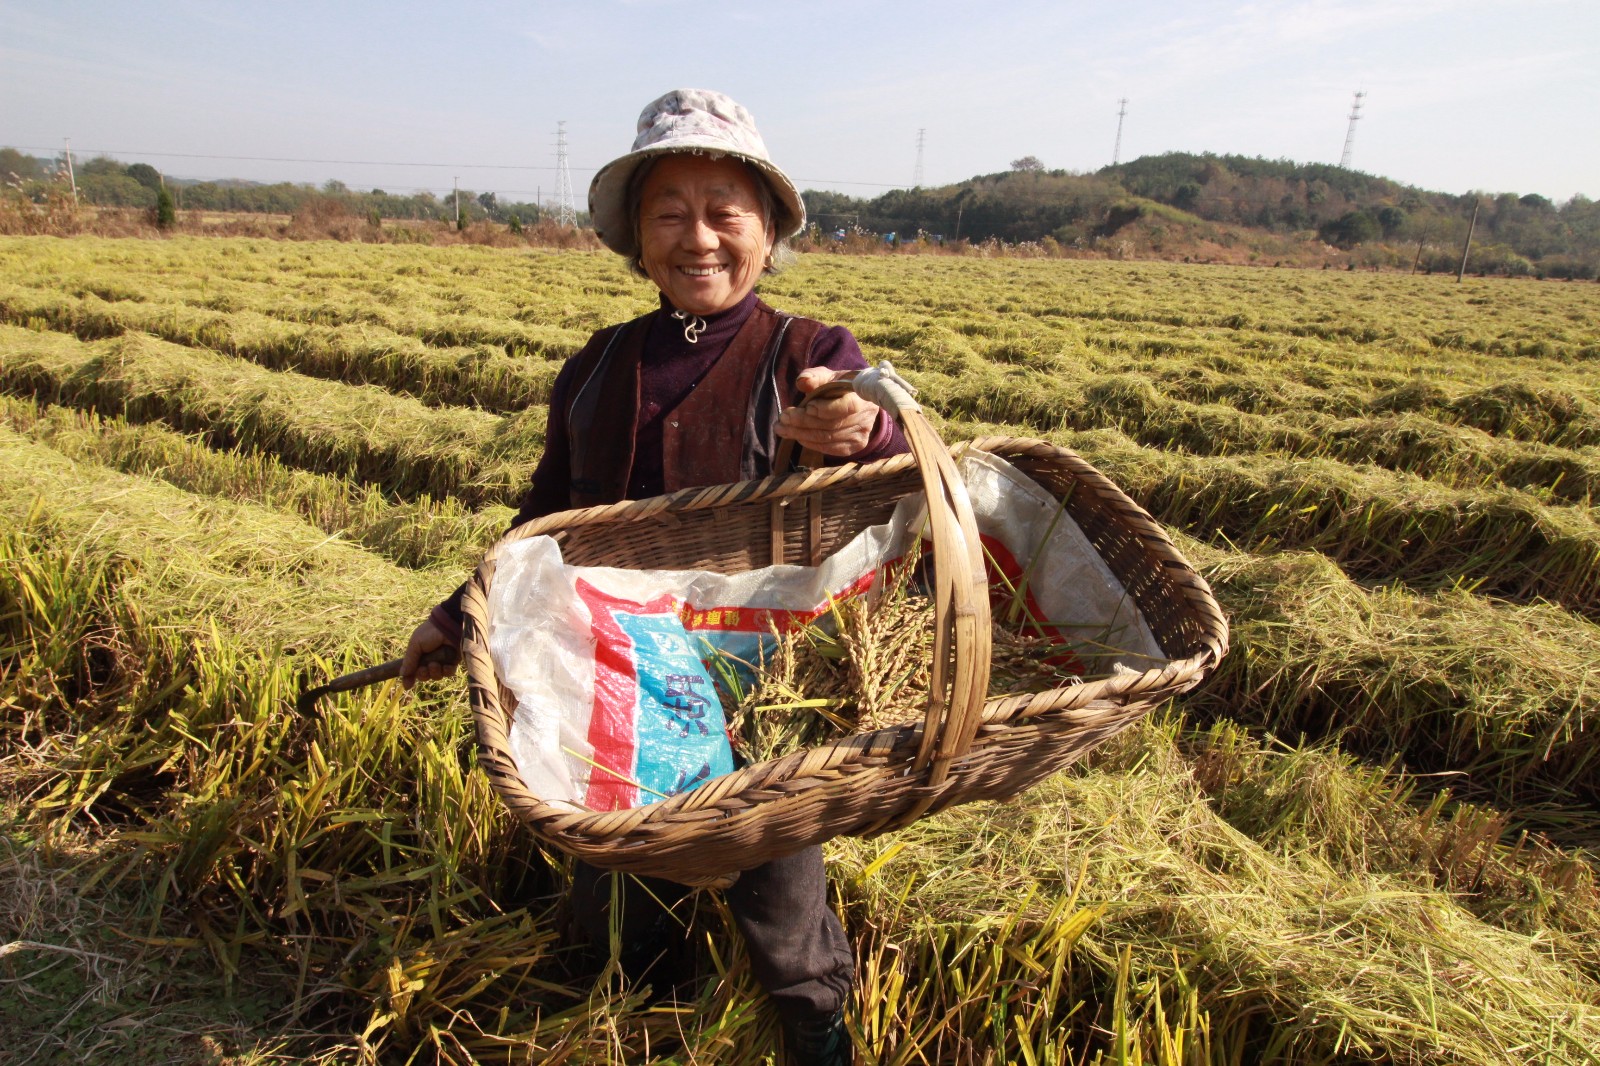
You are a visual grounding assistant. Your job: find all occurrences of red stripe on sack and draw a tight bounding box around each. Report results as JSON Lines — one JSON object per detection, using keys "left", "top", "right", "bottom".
{"left": 677, "top": 568, "right": 881, "bottom": 635}
{"left": 572, "top": 579, "right": 680, "bottom": 811}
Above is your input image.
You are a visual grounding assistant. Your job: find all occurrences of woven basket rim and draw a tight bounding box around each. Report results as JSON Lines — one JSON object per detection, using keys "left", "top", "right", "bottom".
{"left": 464, "top": 434, "right": 1227, "bottom": 841}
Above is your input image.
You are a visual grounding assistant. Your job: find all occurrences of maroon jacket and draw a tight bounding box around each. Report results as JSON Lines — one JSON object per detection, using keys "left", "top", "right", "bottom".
{"left": 432, "top": 291, "right": 906, "bottom": 639}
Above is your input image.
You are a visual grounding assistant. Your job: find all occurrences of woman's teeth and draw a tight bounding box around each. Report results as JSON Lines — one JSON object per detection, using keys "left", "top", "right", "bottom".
{"left": 681, "top": 265, "right": 725, "bottom": 276}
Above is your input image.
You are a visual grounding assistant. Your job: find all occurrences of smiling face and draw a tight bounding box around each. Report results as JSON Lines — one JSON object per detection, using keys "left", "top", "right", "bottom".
{"left": 636, "top": 154, "right": 775, "bottom": 316}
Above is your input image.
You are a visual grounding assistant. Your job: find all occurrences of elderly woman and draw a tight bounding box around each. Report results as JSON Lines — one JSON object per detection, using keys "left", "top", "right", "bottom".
{"left": 400, "top": 89, "right": 905, "bottom": 1064}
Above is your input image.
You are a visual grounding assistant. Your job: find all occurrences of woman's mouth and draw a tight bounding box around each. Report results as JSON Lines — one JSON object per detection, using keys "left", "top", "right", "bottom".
{"left": 679, "top": 265, "right": 726, "bottom": 277}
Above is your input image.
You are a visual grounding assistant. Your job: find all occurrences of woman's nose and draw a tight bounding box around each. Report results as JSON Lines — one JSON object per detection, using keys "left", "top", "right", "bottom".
{"left": 682, "top": 216, "right": 718, "bottom": 250}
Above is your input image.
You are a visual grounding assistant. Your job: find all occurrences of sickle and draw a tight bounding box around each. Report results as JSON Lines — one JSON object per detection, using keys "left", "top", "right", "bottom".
{"left": 295, "top": 646, "right": 460, "bottom": 715}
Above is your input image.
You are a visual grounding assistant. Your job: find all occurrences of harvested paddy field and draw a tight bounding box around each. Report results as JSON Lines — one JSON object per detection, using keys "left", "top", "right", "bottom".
{"left": 3, "top": 236, "right": 1600, "bottom": 1064}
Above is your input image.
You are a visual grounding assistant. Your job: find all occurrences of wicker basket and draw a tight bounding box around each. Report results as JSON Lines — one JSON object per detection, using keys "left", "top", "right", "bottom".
{"left": 462, "top": 375, "right": 1228, "bottom": 886}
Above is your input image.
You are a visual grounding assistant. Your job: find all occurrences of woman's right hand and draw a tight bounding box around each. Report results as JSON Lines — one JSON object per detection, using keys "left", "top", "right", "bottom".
{"left": 776, "top": 366, "right": 882, "bottom": 457}
{"left": 399, "top": 618, "right": 460, "bottom": 690}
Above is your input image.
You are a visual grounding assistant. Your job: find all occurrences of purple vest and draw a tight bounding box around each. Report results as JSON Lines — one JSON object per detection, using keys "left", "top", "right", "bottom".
{"left": 562, "top": 300, "right": 823, "bottom": 508}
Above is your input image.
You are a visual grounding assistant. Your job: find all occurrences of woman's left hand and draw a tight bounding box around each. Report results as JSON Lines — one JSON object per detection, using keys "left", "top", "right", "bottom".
{"left": 775, "top": 367, "right": 881, "bottom": 457}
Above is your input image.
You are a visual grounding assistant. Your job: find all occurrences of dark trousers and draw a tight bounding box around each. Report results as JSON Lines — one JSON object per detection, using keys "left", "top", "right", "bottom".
{"left": 571, "top": 845, "right": 853, "bottom": 1026}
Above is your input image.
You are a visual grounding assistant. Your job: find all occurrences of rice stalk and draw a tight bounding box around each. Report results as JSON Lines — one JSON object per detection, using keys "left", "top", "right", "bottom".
{"left": 2, "top": 393, "right": 510, "bottom": 571}
{"left": 5, "top": 234, "right": 1600, "bottom": 1062}
{"left": 727, "top": 551, "right": 1128, "bottom": 764}
{"left": 0, "top": 322, "right": 543, "bottom": 506}
{"left": 1188, "top": 541, "right": 1600, "bottom": 810}
{"left": 0, "top": 281, "right": 575, "bottom": 413}
{"left": 1051, "top": 433, "right": 1600, "bottom": 615}
{"left": 0, "top": 426, "right": 448, "bottom": 657}
{"left": 832, "top": 716, "right": 1600, "bottom": 1066}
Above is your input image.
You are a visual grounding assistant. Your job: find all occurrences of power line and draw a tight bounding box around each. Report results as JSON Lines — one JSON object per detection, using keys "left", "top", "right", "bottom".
{"left": 316, "top": 183, "right": 557, "bottom": 199}
{"left": 6, "top": 144, "right": 918, "bottom": 189}
{"left": 11, "top": 145, "right": 576, "bottom": 173}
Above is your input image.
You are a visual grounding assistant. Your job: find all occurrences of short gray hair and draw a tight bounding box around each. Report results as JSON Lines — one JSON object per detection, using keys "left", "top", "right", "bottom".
{"left": 624, "top": 154, "right": 794, "bottom": 279}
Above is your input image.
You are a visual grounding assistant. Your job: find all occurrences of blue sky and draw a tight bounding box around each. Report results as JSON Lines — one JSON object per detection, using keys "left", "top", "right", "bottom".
{"left": 4, "top": 0, "right": 1596, "bottom": 204}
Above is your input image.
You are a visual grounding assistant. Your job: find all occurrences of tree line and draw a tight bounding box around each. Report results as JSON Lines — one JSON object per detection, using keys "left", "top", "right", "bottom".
{"left": 5, "top": 146, "right": 1595, "bottom": 277}
{"left": 0, "top": 149, "right": 579, "bottom": 228}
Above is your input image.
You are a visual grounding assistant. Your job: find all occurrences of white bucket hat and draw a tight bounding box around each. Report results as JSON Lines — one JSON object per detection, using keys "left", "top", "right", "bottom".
{"left": 587, "top": 88, "right": 806, "bottom": 258}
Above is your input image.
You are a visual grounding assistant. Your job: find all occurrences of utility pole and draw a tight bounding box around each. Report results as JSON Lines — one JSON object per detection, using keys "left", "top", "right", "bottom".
{"left": 1339, "top": 91, "right": 1365, "bottom": 169}
{"left": 913, "top": 128, "right": 925, "bottom": 189}
{"left": 1457, "top": 198, "right": 1480, "bottom": 283}
{"left": 63, "top": 137, "right": 78, "bottom": 206}
{"left": 453, "top": 176, "right": 460, "bottom": 225}
{"left": 554, "top": 121, "right": 576, "bottom": 227}
{"left": 1112, "top": 98, "right": 1128, "bottom": 166}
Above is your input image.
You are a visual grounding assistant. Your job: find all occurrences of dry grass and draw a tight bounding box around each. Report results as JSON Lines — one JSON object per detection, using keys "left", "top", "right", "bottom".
{"left": 0, "top": 193, "right": 607, "bottom": 254}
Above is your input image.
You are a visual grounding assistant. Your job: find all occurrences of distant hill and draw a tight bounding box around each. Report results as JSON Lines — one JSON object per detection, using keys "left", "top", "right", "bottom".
{"left": 803, "top": 152, "right": 1599, "bottom": 278}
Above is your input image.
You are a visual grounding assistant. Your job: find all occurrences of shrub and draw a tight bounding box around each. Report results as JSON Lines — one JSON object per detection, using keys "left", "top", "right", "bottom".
{"left": 154, "top": 185, "right": 176, "bottom": 229}
{"left": 1319, "top": 210, "right": 1379, "bottom": 249}
{"left": 0, "top": 188, "right": 82, "bottom": 236}
{"left": 1538, "top": 255, "right": 1599, "bottom": 281}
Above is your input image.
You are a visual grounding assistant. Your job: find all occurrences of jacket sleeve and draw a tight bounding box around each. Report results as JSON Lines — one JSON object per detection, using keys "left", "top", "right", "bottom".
{"left": 808, "top": 323, "right": 910, "bottom": 463}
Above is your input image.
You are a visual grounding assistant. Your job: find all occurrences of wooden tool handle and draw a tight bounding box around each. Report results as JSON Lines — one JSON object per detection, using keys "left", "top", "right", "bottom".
{"left": 296, "top": 645, "right": 460, "bottom": 713}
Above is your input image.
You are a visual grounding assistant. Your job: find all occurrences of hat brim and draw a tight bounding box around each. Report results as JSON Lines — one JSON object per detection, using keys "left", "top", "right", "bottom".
{"left": 588, "top": 143, "right": 807, "bottom": 259}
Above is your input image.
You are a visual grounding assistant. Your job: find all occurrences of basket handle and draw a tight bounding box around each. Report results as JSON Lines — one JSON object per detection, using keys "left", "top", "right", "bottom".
{"left": 779, "top": 362, "right": 992, "bottom": 787}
